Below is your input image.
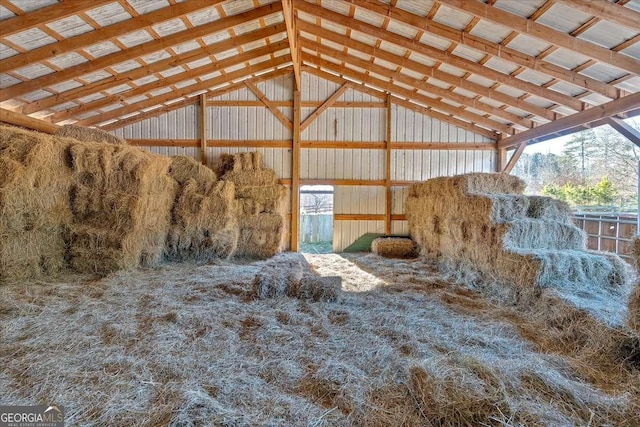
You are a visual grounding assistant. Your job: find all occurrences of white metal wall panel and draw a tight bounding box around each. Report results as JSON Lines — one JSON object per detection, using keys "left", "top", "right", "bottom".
{"left": 333, "top": 220, "right": 385, "bottom": 252}
{"left": 391, "top": 150, "right": 495, "bottom": 181}
{"left": 300, "top": 148, "right": 385, "bottom": 180}
{"left": 302, "top": 72, "right": 342, "bottom": 101}
{"left": 334, "top": 186, "right": 385, "bottom": 215}
{"left": 391, "top": 186, "right": 408, "bottom": 215}
{"left": 301, "top": 107, "right": 385, "bottom": 141}
{"left": 392, "top": 105, "right": 493, "bottom": 143}
{"left": 208, "top": 106, "right": 292, "bottom": 140}
{"left": 113, "top": 104, "right": 199, "bottom": 139}
{"left": 206, "top": 147, "right": 292, "bottom": 179}
{"left": 139, "top": 146, "right": 201, "bottom": 161}
{"left": 256, "top": 73, "right": 294, "bottom": 101}
{"left": 391, "top": 221, "right": 410, "bottom": 236}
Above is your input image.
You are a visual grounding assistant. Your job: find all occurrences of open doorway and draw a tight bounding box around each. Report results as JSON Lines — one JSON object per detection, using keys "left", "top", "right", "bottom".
{"left": 299, "top": 185, "right": 333, "bottom": 254}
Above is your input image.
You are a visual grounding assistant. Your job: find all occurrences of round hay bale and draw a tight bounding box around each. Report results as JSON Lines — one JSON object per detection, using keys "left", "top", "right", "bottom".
{"left": 372, "top": 237, "right": 418, "bottom": 259}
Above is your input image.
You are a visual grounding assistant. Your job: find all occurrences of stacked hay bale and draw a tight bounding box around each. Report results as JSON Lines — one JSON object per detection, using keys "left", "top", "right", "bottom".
{"left": 0, "top": 125, "right": 73, "bottom": 281}
{"left": 66, "top": 141, "right": 177, "bottom": 274}
{"left": 165, "top": 156, "right": 238, "bottom": 261}
{"left": 629, "top": 237, "right": 640, "bottom": 333}
{"left": 219, "top": 152, "right": 288, "bottom": 258}
{"left": 406, "top": 173, "right": 627, "bottom": 294}
{"left": 55, "top": 124, "right": 127, "bottom": 145}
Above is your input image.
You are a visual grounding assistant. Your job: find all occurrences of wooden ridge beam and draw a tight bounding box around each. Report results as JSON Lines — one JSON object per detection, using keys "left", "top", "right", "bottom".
{"left": 79, "top": 54, "right": 291, "bottom": 127}
{"left": 438, "top": 0, "right": 640, "bottom": 75}
{"left": 53, "top": 41, "right": 289, "bottom": 122}
{"left": 0, "top": 2, "right": 283, "bottom": 100}
{"left": 296, "top": 1, "right": 585, "bottom": 111}
{"left": 245, "top": 81, "right": 294, "bottom": 130}
{"left": 0, "top": 0, "right": 114, "bottom": 38}
{"left": 298, "top": 20, "right": 555, "bottom": 120}
{"left": 302, "top": 50, "right": 515, "bottom": 135}
{"left": 300, "top": 81, "right": 352, "bottom": 131}
{"left": 303, "top": 38, "right": 529, "bottom": 131}
{"left": 345, "top": 0, "right": 618, "bottom": 99}
{"left": 0, "top": 0, "right": 227, "bottom": 74}
{"left": 282, "top": 0, "right": 301, "bottom": 90}
{"left": 101, "top": 67, "right": 293, "bottom": 131}
{"left": 558, "top": 0, "right": 640, "bottom": 32}
{"left": 23, "top": 23, "right": 286, "bottom": 115}
{"left": 498, "top": 92, "right": 640, "bottom": 149}
{"left": 0, "top": 108, "right": 59, "bottom": 134}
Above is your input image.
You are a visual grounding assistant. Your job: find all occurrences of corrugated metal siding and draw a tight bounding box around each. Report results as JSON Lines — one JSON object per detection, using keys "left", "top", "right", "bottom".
{"left": 391, "top": 221, "right": 410, "bottom": 236}
{"left": 334, "top": 186, "right": 385, "bottom": 215}
{"left": 113, "top": 104, "right": 199, "bottom": 139}
{"left": 300, "top": 148, "right": 385, "bottom": 180}
{"left": 333, "top": 220, "right": 385, "bottom": 252}
{"left": 208, "top": 105, "right": 293, "bottom": 140}
{"left": 301, "top": 107, "right": 385, "bottom": 141}
{"left": 391, "top": 150, "right": 495, "bottom": 181}
{"left": 206, "top": 147, "right": 291, "bottom": 179}
{"left": 140, "top": 146, "right": 201, "bottom": 162}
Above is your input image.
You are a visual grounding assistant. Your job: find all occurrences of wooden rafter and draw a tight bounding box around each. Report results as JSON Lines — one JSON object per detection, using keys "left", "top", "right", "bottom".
{"left": 52, "top": 41, "right": 289, "bottom": 122}
{"left": 282, "top": 0, "right": 301, "bottom": 90}
{"left": 498, "top": 92, "right": 640, "bottom": 149}
{"left": 244, "top": 81, "right": 293, "bottom": 130}
{"left": 302, "top": 44, "right": 517, "bottom": 134}
{"left": 438, "top": 0, "right": 640, "bottom": 75}
{"left": 296, "top": 1, "right": 584, "bottom": 111}
{"left": 0, "top": 0, "right": 226, "bottom": 73}
{"left": 79, "top": 54, "right": 292, "bottom": 126}
{"left": 300, "top": 81, "right": 352, "bottom": 131}
{"left": 0, "top": 2, "right": 283, "bottom": 100}
{"left": 0, "top": 0, "right": 114, "bottom": 38}
{"left": 298, "top": 20, "right": 555, "bottom": 121}
{"left": 346, "top": 0, "right": 619, "bottom": 100}
{"left": 557, "top": 0, "right": 640, "bottom": 32}
{"left": 23, "top": 23, "right": 286, "bottom": 115}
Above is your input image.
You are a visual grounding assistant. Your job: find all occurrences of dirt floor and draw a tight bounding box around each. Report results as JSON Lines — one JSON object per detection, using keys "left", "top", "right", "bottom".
{"left": 1, "top": 253, "right": 638, "bottom": 426}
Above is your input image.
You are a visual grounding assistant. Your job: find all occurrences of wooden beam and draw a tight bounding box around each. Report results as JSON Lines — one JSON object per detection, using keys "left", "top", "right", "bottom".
{"left": 303, "top": 54, "right": 513, "bottom": 135}
{"left": 438, "top": 0, "right": 640, "bottom": 75}
{"left": 298, "top": 20, "right": 555, "bottom": 120}
{"left": 127, "top": 139, "right": 199, "bottom": 147}
{"left": 502, "top": 142, "right": 528, "bottom": 174}
{"left": 291, "top": 90, "right": 301, "bottom": 252}
{"left": 558, "top": 0, "right": 640, "bottom": 32}
{"left": 79, "top": 54, "right": 291, "bottom": 126}
{"left": 300, "top": 82, "right": 352, "bottom": 131}
{"left": 302, "top": 141, "right": 386, "bottom": 149}
{"left": 605, "top": 117, "right": 640, "bottom": 148}
{"left": 0, "top": 2, "right": 283, "bottom": 100}
{"left": 303, "top": 38, "right": 530, "bottom": 131}
{"left": 0, "top": 108, "right": 59, "bottom": 134}
{"left": 24, "top": 23, "right": 286, "bottom": 115}
{"left": 53, "top": 41, "right": 289, "bottom": 122}
{"left": 498, "top": 92, "right": 640, "bottom": 149}
{"left": 282, "top": 0, "right": 301, "bottom": 90}
{"left": 0, "top": 0, "right": 114, "bottom": 38}
{"left": 244, "top": 81, "right": 293, "bottom": 130}
{"left": 200, "top": 94, "right": 207, "bottom": 165}
{"left": 296, "top": 1, "right": 585, "bottom": 111}
{"left": 345, "top": 0, "right": 618, "bottom": 99}
{"left": 385, "top": 92, "right": 392, "bottom": 235}
{"left": 392, "top": 142, "right": 495, "bottom": 150}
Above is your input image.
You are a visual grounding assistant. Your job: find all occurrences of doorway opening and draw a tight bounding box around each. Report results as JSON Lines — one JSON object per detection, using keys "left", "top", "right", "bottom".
{"left": 299, "top": 185, "right": 334, "bottom": 254}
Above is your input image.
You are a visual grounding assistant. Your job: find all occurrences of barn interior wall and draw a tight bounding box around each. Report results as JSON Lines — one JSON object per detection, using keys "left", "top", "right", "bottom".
{"left": 112, "top": 72, "right": 497, "bottom": 251}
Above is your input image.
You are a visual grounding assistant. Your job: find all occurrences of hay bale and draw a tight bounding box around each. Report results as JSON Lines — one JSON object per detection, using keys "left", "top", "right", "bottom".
{"left": 252, "top": 255, "right": 304, "bottom": 299}
{"left": 0, "top": 125, "right": 73, "bottom": 281}
{"left": 406, "top": 173, "right": 627, "bottom": 291}
{"left": 297, "top": 275, "right": 342, "bottom": 302}
{"left": 629, "top": 286, "right": 640, "bottom": 333}
{"left": 236, "top": 214, "right": 285, "bottom": 259}
{"left": 216, "top": 152, "right": 263, "bottom": 176}
{"left": 235, "top": 185, "right": 288, "bottom": 215}
{"left": 372, "top": 237, "right": 418, "bottom": 259}
{"left": 223, "top": 169, "right": 277, "bottom": 187}
{"left": 165, "top": 180, "right": 238, "bottom": 262}
{"left": 168, "top": 155, "right": 217, "bottom": 191}
{"left": 66, "top": 141, "right": 177, "bottom": 273}
{"left": 632, "top": 236, "right": 640, "bottom": 271}
{"left": 55, "top": 124, "right": 127, "bottom": 145}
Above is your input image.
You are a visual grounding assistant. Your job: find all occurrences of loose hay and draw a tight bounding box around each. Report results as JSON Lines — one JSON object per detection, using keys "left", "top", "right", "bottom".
{"left": 630, "top": 286, "right": 640, "bottom": 333}
{"left": 371, "top": 237, "right": 418, "bottom": 259}
{"left": 252, "top": 254, "right": 304, "bottom": 299}
{"left": 297, "top": 275, "right": 342, "bottom": 302}
{"left": 55, "top": 124, "right": 127, "bottom": 145}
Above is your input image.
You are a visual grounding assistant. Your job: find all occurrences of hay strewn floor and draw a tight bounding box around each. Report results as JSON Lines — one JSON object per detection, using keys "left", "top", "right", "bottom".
{"left": 1, "top": 253, "right": 638, "bottom": 426}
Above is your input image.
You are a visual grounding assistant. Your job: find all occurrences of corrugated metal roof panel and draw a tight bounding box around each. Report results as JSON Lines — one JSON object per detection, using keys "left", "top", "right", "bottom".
{"left": 452, "top": 44, "right": 485, "bottom": 62}
{"left": 139, "top": 50, "right": 171, "bottom": 64}
{"left": 0, "top": 5, "right": 16, "bottom": 19}
{"left": 82, "top": 41, "right": 120, "bottom": 59}
{"left": 174, "top": 79, "right": 197, "bottom": 89}
{"left": 453, "top": 87, "right": 477, "bottom": 99}
{"left": 553, "top": 105, "right": 578, "bottom": 116}
{"left": 372, "top": 57, "right": 397, "bottom": 71}
{"left": 516, "top": 69, "right": 554, "bottom": 86}
{"left": 535, "top": 3, "right": 592, "bottom": 34}
{"left": 234, "top": 19, "right": 262, "bottom": 34}
{"left": 202, "top": 31, "right": 231, "bottom": 45}
{"left": 350, "top": 30, "right": 377, "bottom": 47}
{"left": 437, "top": 62, "right": 466, "bottom": 77}
{"left": 47, "top": 52, "right": 88, "bottom": 69}
{"left": 172, "top": 40, "right": 201, "bottom": 55}
{"left": 426, "top": 78, "right": 451, "bottom": 90}
{"left": 579, "top": 21, "right": 637, "bottom": 50}
{"left": 468, "top": 20, "right": 512, "bottom": 44}
{"left": 80, "top": 70, "right": 112, "bottom": 83}
{"left": 105, "top": 83, "right": 132, "bottom": 95}
{"left": 466, "top": 74, "right": 494, "bottom": 88}
{"left": 186, "top": 7, "right": 220, "bottom": 26}
{"left": 400, "top": 68, "right": 425, "bottom": 80}
{"left": 354, "top": 7, "right": 386, "bottom": 28}
{"left": 85, "top": 3, "right": 131, "bottom": 27}
{"left": 129, "top": 0, "right": 169, "bottom": 15}
{"left": 158, "top": 66, "right": 184, "bottom": 78}
{"left": 131, "top": 75, "right": 159, "bottom": 86}
{"left": 152, "top": 18, "right": 187, "bottom": 37}
{"left": 20, "top": 89, "right": 53, "bottom": 102}
{"left": 493, "top": 0, "right": 545, "bottom": 18}
{"left": 495, "top": 85, "right": 526, "bottom": 99}
{"left": 149, "top": 87, "right": 172, "bottom": 97}
{"left": 78, "top": 93, "right": 106, "bottom": 104}
{"left": 580, "top": 62, "right": 627, "bottom": 83}
{"left": 14, "top": 0, "right": 58, "bottom": 12}
{"left": 110, "top": 60, "right": 142, "bottom": 73}
{"left": 214, "top": 48, "right": 238, "bottom": 61}
{"left": 419, "top": 31, "right": 453, "bottom": 51}
{"left": 13, "top": 63, "right": 55, "bottom": 80}
{"left": 199, "top": 70, "right": 222, "bottom": 81}
{"left": 322, "top": 0, "right": 351, "bottom": 16}
{"left": 408, "top": 51, "right": 437, "bottom": 67}
{"left": 49, "top": 80, "right": 83, "bottom": 93}
{"left": 100, "top": 102, "right": 124, "bottom": 113}
{"left": 506, "top": 34, "right": 551, "bottom": 57}
{"left": 5, "top": 28, "right": 56, "bottom": 50}
{"left": 615, "top": 76, "right": 640, "bottom": 93}
{"left": 186, "top": 57, "right": 212, "bottom": 69}
{"left": 379, "top": 40, "right": 408, "bottom": 57}
{"left": 322, "top": 20, "right": 348, "bottom": 36}
{"left": 386, "top": 19, "right": 419, "bottom": 39}
{"left": 0, "top": 43, "right": 19, "bottom": 59}
{"left": 50, "top": 101, "right": 78, "bottom": 112}
{"left": 626, "top": 0, "right": 640, "bottom": 12}
{"left": 542, "top": 48, "right": 591, "bottom": 71}
{"left": 46, "top": 15, "right": 94, "bottom": 38}
{"left": 547, "top": 80, "right": 584, "bottom": 97}
{"left": 222, "top": 0, "right": 255, "bottom": 16}
{"left": 479, "top": 97, "right": 503, "bottom": 108}
{"left": 396, "top": 0, "right": 433, "bottom": 16}
{"left": 348, "top": 48, "right": 371, "bottom": 62}
{"left": 579, "top": 92, "right": 612, "bottom": 107}
{"left": 433, "top": 5, "right": 473, "bottom": 30}
{"left": 483, "top": 56, "right": 519, "bottom": 75}
{"left": 621, "top": 42, "right": 640, "bottom": 61}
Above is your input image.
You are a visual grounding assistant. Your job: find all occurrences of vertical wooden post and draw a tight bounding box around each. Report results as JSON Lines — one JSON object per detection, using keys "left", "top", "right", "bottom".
{"left": 291, "top": 90, "right": 301, "bottom": 252}
{"left": 199, "top": 93, "right": 207, "bottom": 166}
{"left": 497, "top": 148, "right": 507, "bottom": 173}
{"left": 385, "top": 93, "right": 392, "bottom": 235}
